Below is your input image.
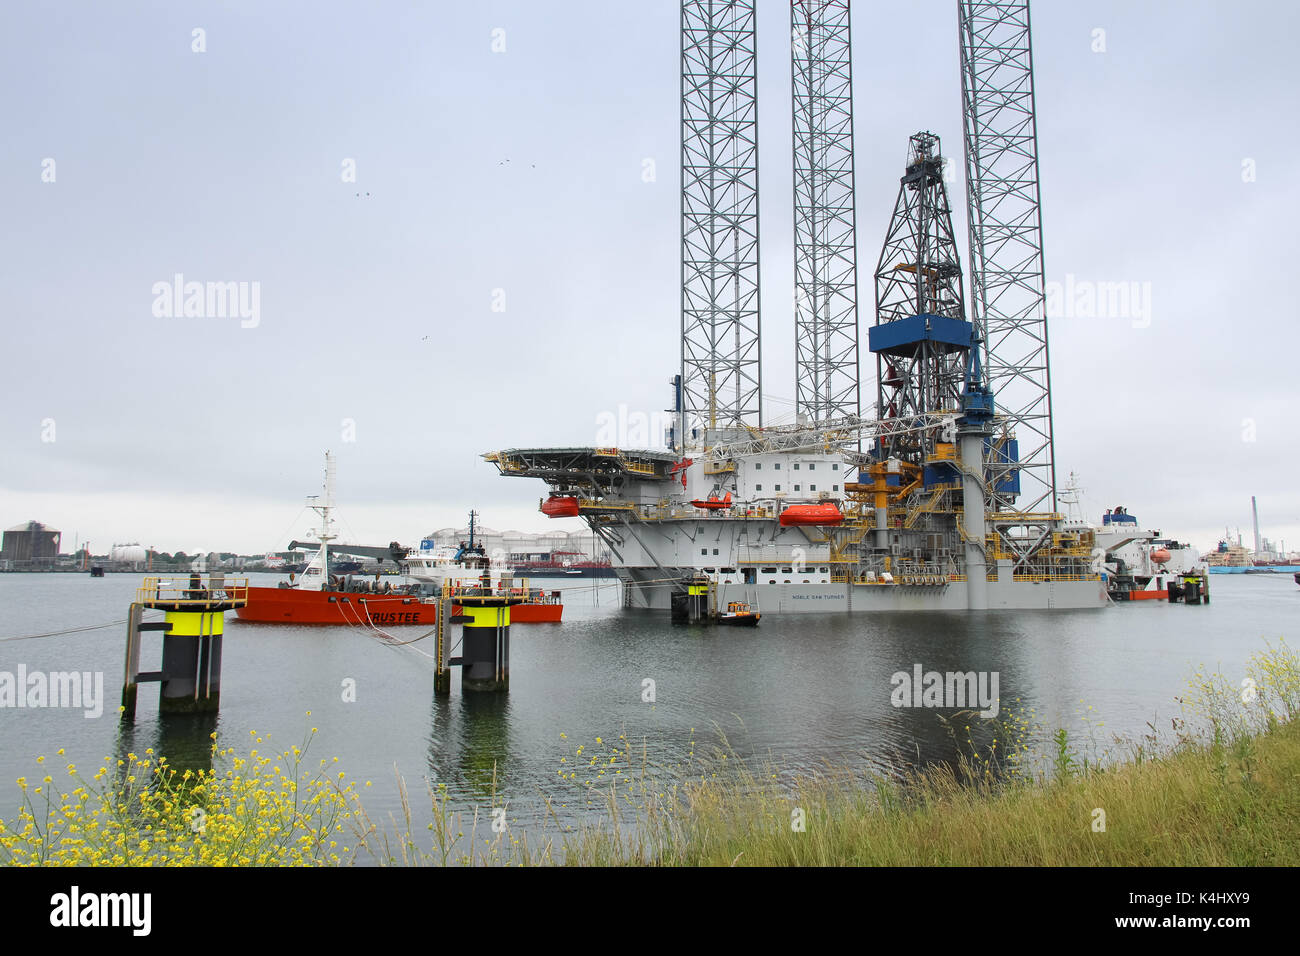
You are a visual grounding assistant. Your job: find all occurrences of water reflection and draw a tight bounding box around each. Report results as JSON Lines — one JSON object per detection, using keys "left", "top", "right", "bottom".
{"left": 0, "top": 571, "right": 1292, "bottom": 835}
{"left": 425, "top": 691, "right": 516, "bottom": 799}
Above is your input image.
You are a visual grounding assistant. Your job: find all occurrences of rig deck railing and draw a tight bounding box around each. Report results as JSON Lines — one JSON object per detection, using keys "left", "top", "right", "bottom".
{"left": 137, "top": 576, "right": 249, "bottom": 607}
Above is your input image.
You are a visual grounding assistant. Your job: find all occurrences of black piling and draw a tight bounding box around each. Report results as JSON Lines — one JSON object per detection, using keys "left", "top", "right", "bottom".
{"left": 1180, "top": 573, "right": 1206, "bottom": 605}
{"left": 434, "top": 590, "right": 455, "bottom": 696}
{"left": 122, "top": 575, "right": 247, "bottom": 720}
{"left": 456, "top": 591, "right": 524, "bottom": 693}
{"left": 671, "top": 575, "right": 711, "bottom": 623}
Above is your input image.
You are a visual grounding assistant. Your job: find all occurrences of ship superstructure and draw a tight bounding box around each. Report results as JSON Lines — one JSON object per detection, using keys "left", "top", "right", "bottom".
{"left": 486, "top": 1, "right": 1104, "bottom": 613}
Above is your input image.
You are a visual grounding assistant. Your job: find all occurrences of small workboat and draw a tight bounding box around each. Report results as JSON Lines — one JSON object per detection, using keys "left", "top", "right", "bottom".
{"left": 716, "top": 600, "right": 760, "bottom": 626}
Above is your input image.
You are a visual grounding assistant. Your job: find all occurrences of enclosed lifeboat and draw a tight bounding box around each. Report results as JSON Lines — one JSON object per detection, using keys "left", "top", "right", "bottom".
{"left": 541, "top": 495, "right": 580, "bottom": 518}
{"left": 779, "top": 503, "right": 844, "bottom": 527}
{"left": 691, "top": 492, "right": 732, "bottom": 510}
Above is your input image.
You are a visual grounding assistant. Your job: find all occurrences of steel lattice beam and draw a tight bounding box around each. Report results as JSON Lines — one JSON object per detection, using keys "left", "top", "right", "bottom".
{"left": 681, "top": 0, "right": 762, "bottom": 436}
{"left": 958, "top": 0, "right": 1056, "bottom": 512}
{"left": 791, "top": 0, "right": 858, "bottom": 425}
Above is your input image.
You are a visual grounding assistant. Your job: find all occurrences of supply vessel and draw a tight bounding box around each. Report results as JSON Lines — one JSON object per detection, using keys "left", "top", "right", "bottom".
{"left": 236, "top": 456, "right": 561, "bottom": 624}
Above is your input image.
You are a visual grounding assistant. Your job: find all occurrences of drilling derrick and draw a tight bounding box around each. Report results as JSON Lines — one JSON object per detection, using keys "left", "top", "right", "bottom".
{"left": 870, "top": 132, "right": 970, "bottom": 466}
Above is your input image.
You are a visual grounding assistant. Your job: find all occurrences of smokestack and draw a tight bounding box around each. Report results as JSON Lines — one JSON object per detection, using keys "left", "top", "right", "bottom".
{"left": 1252, "top": 496, "right": 1261, "bottom": 555}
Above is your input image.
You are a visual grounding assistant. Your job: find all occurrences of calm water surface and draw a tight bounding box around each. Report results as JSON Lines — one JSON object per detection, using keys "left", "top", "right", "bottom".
{"left": 1, "top": 571, "right": 1295, "bottom": 847}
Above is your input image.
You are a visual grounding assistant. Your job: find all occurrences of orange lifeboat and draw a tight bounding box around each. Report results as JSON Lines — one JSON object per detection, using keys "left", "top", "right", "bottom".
{"left": 1151, "top": 548, "right": 1172, "bottom": 564}
{"left": 691, "top": 492, "right": 732, "bottom": 510}
{"left": 779, "top": 503, "right": 844, "bottom": 527}
{"left": 541, "top": 495, "right": 580, "bottom": 518}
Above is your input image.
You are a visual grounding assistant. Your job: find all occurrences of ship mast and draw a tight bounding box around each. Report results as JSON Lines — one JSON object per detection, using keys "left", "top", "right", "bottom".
{"left": 304, "top": 451, "right": 337, "bottom": 582}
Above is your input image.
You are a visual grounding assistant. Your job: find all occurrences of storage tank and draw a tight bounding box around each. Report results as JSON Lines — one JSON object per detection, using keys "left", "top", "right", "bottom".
{"left": 1, "top": 521, "right": 61, "bottom": 564}
{"left": 110, "top": 544, "right": 148, "bottom": 563}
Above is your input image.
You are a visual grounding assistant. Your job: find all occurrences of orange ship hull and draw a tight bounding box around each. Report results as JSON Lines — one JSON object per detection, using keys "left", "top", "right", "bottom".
{"left": 505, "top": 602, "right": 563, "bottom": 622}
{"left": 234, "top": 586, "right": 562, "bottom": 625}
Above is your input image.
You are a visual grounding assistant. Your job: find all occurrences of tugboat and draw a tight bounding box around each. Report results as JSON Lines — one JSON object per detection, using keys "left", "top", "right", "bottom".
{"left": 716, "top": 600, "right": 760, "bottom": 626}
{"left": 236, "top": 456, "right": 562, "bottom": 625}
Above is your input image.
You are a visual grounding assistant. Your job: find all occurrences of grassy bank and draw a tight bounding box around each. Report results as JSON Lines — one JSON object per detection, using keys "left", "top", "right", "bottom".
{"left": 4, "top": 642, "right": 1298, "bottom": 866}
{"left": 555, "top": 641, "right": 1300, "bottom": 866}
{"left": 557, "top": 715, "right": 1300, "bottom": 866}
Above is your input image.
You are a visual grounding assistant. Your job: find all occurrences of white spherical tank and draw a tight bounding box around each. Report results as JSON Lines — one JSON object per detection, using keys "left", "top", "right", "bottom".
{"left": 111, "top": 544, "right": 148, "bottom": 563}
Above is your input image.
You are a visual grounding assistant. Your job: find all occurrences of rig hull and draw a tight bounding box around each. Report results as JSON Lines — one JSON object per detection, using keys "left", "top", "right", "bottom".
{"left": 486, "top": 445, "right": 1110, "bottom": 615}
{"left": 615, "top": 566, "right": 1106, "bottom": 613}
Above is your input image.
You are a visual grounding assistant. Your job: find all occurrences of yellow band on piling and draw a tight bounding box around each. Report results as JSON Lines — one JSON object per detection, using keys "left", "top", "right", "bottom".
{"left": 164, "top": 610, "right": 225, "bottom": 636}
{"left": 463, "top": 605, "right": 510, "bottom": 628}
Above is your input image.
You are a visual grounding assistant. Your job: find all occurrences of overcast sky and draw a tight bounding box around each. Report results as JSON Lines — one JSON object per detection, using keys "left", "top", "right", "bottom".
{"left": 3, "top": 0, "right": 1297, "bottom": 556}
